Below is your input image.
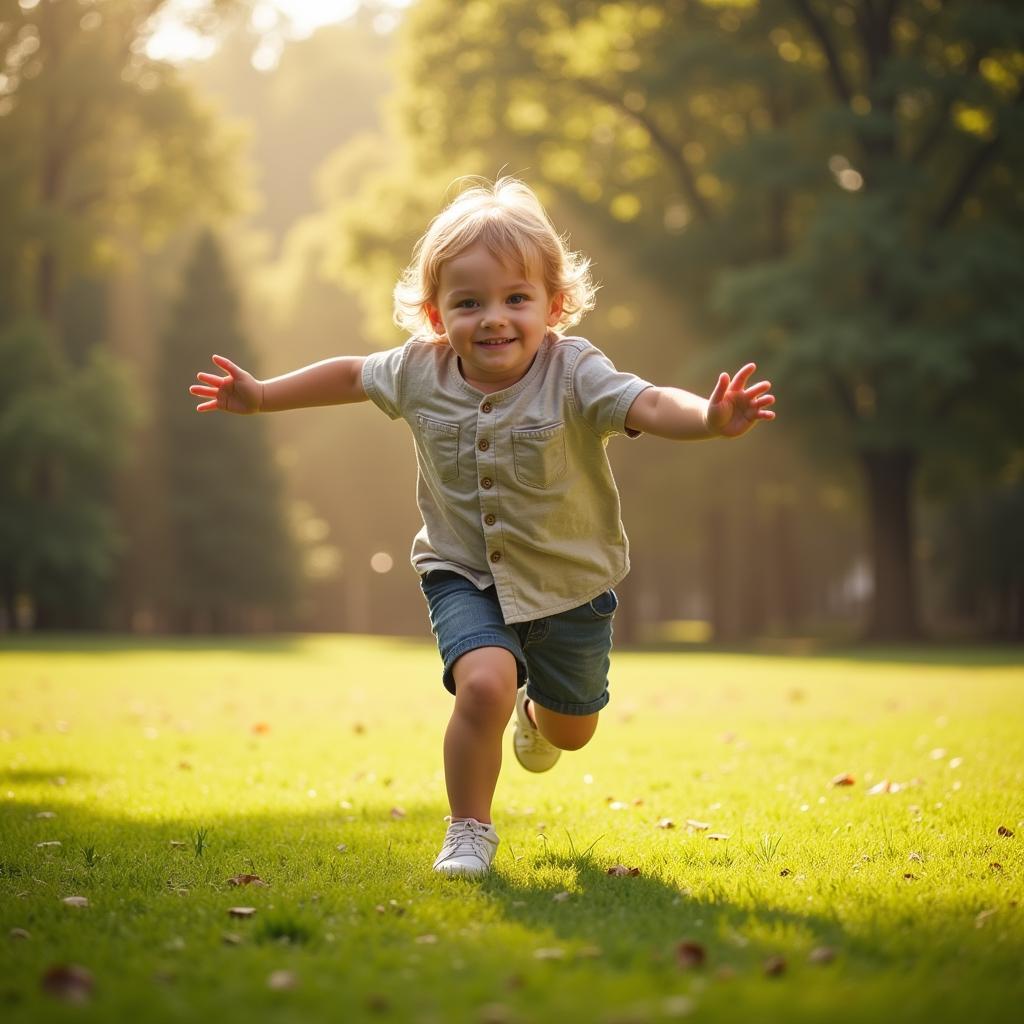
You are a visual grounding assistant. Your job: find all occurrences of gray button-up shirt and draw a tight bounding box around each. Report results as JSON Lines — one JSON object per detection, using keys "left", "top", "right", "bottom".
{"left": 362, "top": 333, "right": 652, "bottom": 623}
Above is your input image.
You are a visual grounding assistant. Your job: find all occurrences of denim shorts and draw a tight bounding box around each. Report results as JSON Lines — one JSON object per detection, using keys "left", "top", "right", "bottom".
{"left": 419, "top": 570, "right": 618, "bottom": 716}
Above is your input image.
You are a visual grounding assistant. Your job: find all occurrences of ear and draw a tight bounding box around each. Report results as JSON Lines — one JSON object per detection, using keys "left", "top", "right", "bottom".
{"left": 546, "top": 292, "right": 565, "bottom": 327}
{"left": 425, "top": 303, "right": 446, "bottom": 335}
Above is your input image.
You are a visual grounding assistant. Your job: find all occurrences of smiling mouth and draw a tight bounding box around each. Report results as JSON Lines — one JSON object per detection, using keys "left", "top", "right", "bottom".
{"left": 475, "top": 337, "right": 516, "bottom": 346}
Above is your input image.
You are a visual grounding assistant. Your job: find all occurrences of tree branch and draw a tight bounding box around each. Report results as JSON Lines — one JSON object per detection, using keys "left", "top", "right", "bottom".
{"left": 573, "top": 79, "right": 714, "bottom": 223}
{"left": 933, "top": 86, "right": 1024, "bottom": 230}
{"left": 789, "top": 0, "right": 853, "bottom": 106}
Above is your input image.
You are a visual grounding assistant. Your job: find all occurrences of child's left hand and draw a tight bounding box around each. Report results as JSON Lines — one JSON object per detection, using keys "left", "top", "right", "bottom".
{"left": 706, "top": 363, "right": 775, "bottom": 438}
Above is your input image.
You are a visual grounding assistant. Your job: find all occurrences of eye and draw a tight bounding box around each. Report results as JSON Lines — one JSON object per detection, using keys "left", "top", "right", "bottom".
{"left": 455, "top": 298, "right": 478, "bottom": 309}
{"left": 507, "top": 293, "right": 529, "bottom": 305}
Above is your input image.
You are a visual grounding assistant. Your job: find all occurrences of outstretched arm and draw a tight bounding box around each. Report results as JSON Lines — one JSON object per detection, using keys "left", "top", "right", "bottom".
{"left": 190, "top": 354, "right": 367, "bottom": 414}
{"left": 624, "top": 363, "right": 775, "bottom": 440}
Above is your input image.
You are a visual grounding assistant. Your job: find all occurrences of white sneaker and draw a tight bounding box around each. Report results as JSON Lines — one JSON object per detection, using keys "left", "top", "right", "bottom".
{"left": 513, "top": 687, "right": 561, "bottom": 772}
{"left": 432, "top": 817, "right": 499, "bottom": 876}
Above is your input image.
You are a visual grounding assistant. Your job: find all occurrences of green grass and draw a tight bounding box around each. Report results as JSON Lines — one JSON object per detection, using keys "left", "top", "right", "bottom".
{"left": 1, "top": 635, "right": 1022, "bottom": 1023}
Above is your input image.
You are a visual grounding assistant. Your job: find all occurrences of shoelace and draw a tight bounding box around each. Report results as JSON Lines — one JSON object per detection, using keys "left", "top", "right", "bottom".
{"left": 439, "top": 817, "right": 494, "bottom": 863}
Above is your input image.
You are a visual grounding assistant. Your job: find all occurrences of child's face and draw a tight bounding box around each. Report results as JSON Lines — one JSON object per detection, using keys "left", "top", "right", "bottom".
{"left": 425, "top": 243, "right": 563, "bottom": 393}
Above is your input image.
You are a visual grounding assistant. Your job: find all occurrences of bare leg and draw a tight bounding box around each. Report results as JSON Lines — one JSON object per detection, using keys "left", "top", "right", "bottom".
{"left": 527, "top": 698, "right": 600, "bottom": 750}
{"left": 443, "top": 647, "right": 518, "bottom": 823}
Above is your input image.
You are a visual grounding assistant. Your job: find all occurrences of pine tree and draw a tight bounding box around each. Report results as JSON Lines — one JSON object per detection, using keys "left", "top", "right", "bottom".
{"left": 157, "top": 231, "right": 297, "bottom": 632}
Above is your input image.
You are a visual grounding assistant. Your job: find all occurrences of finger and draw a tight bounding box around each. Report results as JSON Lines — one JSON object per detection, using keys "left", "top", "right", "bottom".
{"left": 212, "top": 354, "right": 243, "bottom": 377}
{"left": 196, "top": 399, "right": 219, "bottom": 412}
{"left": 757, "top": 409, "right": 776, "bottom": 420}
{"left": 190, "top": 385, "right": 219, "bottom": 398}
{"left": 752, "top": 394, "right": 775, "bottom": 407}
{"left": 730, "top": 363, "right": 757, "bottom": 389}
{"left": 709, "top": 371, "right": 730, "bottom": 404}
{"left": 743, "top": 380, "right": 773, "bottom": 398}
{"left": 196, "top": 371, "right": 229, "bottom": 386}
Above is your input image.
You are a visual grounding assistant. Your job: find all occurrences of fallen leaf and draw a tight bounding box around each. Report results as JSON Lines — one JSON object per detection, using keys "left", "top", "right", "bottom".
{"left": 178, "top": 760, "right": 192, "bottom": 771}
{"left": 62, "top": 896, "right": 89, "bottom": 908}
{"left": 251, "top": 722, "right": 270, "bottom": 735}
{"left": 10, "top": 927, "right": 30, "bottom": 940}
{"left": 808, "top": 946, "right": 837, "bottom": 964}
{"left": 478, "top": 1004, "right": 515, "bottom": 1024}
{"left": 903, "top": 873, "right": 917, "bottom": 880}
{"left": 576, "top": 945, "right": 603, "bottom": 959}
{"left": 552, "top": 891, "right": 571, "bottom": 903}
{"left": 831, "top": 772, "right": 855, "bottom": 787}
{"left": 389, "top": 807, "right": 406, "bottom": 819}
{"left": 633, "top": 798, "right": 645, "bottom": 806}
{"left": 975, "top": 908, "right": 997, "bottom": 928}
{"left": 267, "top": 969, "right": 298, "bottom": 990}
{"left": 36, "top": 841, "right": 61, "bottom": 848}
{"left": 336, "top": 844, "right": 348, "bottom": 852}
{"left": 414, "top": 934, "right": 437, "bottom": 944}
{"left": 533, "top": 947, "right": 565, "bottom": 960}
{"left": 226, "top": 874, "right": 268, "bottom": 887}
{"left": 608, "top": 801, "right": 628, "bottom": 811}
{"left": 997, "top": 825, "right": 1014, "bottom": 837}
{"left": 867, "top": 779, "right": 891, "bottom": 795}
{"left": 908, "top": 852, "right": 923, "bottom": 862}
{"left": 169, "top": 840, "right": 187, "bottom": 849}
{"left": 606, "top": 865, "right": 640, "bottom": 876}
{"left": 763, "top": 955, "right": 787, "bottom": 976}
{"left": 779, "top": 868, "right": 792, "bottom": 877}
{"left": 663, "top": 994, "right": 696, "bottom": 1017}
{"left": 656, "top": 818, "right": 676, "bottom": 830}
{"left": 685, "top": 819, "right": 711, "bottom": 831}
{"left": 706, "top": 833, "right": 731, "bottom": 841}
{"left": 675, "top": 940, "right": 706, "bottom": 970}
{"left": 352, "top": 722, "right": 366, "bottom": 735}
{"left": 227, "top": 907, "right": 256, "bottom": 918}
{"left": 989, "top": 862, "right": 1003, "bottom": 872}
{"left": 35, "top": 811, "right": 56, "bottom": 819}
{"left": 222, "top": 932, "right": 243, "bottom": 945}
{"left": 40, "top": 964, "right": 94, "bottom": 1003}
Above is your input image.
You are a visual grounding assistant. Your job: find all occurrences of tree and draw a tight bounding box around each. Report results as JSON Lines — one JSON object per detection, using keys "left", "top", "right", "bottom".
{"left": 334, "top": 0, "right": 1024, "bottom": 640}
{"left": 157, "top": 230, "right": 297, "bottom": 631}
{"left": 0, "top": 318, "right": 135, "bottom": 627}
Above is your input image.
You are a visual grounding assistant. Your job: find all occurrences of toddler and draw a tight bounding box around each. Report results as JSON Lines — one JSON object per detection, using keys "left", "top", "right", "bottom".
{"left": 190, "top": 177, "right": 774, "bottom": 876}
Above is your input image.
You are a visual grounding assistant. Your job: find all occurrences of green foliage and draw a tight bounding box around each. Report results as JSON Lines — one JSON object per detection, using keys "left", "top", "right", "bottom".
{"left": 0, "top": 318, "right": 136, "bottom": 624}
{"left": 157, "top": 230, "right": 298, "bottom": 630}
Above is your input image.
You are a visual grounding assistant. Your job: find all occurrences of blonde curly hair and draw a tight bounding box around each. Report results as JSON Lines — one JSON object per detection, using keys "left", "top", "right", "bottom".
{"left": 393, "top": 176, "right": 597, "bottom": 338}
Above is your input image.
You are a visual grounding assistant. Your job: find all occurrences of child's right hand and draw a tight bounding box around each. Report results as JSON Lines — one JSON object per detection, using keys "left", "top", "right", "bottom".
{"left": 190, "top": 355, "right": 263, "bottom": 414}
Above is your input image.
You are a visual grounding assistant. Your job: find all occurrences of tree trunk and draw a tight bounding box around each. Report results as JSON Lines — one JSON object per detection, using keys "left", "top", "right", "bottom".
{"left": 861, "top": 449, "right": 921, "bottom": 640}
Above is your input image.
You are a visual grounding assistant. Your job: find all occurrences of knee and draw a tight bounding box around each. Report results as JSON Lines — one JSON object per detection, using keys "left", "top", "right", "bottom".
{"left": 551, "top": 731, "right": 594, "bottom": 752}
{"left": 455, "top": 671, "right": 516, "bottom": 722}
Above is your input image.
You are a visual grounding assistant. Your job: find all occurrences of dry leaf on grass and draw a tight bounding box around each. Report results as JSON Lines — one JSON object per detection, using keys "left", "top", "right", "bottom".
{"left": 706, "top": 833, "right": 731, "bottom": 841}
{"left": 36, "top": 841, "right": 61, "bottom": 848}
{"left": 606, "top": 865, "right": 640, "bottom": 876}
{"left": 62, "top": 896, "right": 89, "bottom": 908}
{"left": 227, "top": 907, "right": 256, "bottom": 918}
{"left": 267, "top": 970, "right": 298, "bottom": 990}
{"left": 533, "top": 947, "right": 566, "bottom": 960}
{"left": 675, "top": 940, "right": 706, "bottom": 969}
{"left": 656, "top": 818, "right": 675, "bottom": 830}
{"left": 552, "top": 891, "right": 571, "bottom": 903}
{"left": 763, "top": 955, "right": 787, "bottom": 976}
{"left": 997, "top": 825, "right": 1014, "bottom": 837}
{"left": 686, "top": 819, "right": 711, "bottom": 831}
{"left": 251, "top": 722, "right": 270, "bottom": 735}
{"left": 35, "top": 811, "right": 56, "bottom": 819}
{"left": 975, "top": 908, "right": 997, "bottom": 928}
{"left": 10, "top": 928, "right": 30, "bottom": 940}
{"left": 169, "top": 840, "right": 187, "bottom": 849}
{"left": 415, "top": 934, "right": 438, "bottom": 944}
{"left": 389, "top": 807, "right": 406, "bottom": 819}
{"left": 40, "top": 964, "right": 94, "bottom": 1003}
{"left": 830, "top": 772, "right": 856, "bottom": 787}
{"left": 226, "top": 874, "right": 268, "bottom": 887}
{"left": 808, "top": 946, "right": 837, "bottom": 964}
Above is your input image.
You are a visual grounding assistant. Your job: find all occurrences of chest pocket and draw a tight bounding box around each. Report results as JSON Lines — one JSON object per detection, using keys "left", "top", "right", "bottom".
{"left": 416, "top": 415, "right": 460, "bottom": 483}
{"left": 512, "top": 422, "right": 567, "bottom": 489}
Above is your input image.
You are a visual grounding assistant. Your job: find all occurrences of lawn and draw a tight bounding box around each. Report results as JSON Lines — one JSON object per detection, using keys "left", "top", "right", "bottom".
{"left": 1, "top": 635, "right": 1022, "bottom": 1023}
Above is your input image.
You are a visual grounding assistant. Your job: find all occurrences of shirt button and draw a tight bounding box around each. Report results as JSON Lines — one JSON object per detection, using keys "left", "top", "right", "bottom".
{"left": 481, "top": 477, "right": 493, "bottom": 489}
{"left": 481, "top": 402, "right": 493, "bottom": 413}
{"left": 484, "top": 513, "right": 496, "bottom": 526}
{"left": 478, "top": 439, "right": 489, "bottom": 451}
{"left": 490, "top": 551, "right": 502, "bottom": 564}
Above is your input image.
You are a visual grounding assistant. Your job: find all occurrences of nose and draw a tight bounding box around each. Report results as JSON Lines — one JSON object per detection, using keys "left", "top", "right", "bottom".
{"left": 480, "top": 304, "right": 507, "bottom": 327}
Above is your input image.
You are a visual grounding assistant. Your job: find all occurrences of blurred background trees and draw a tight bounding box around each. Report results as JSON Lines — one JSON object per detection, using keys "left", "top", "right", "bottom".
{"left": 1, "top": 0, "right": 1021, "bottom": 640}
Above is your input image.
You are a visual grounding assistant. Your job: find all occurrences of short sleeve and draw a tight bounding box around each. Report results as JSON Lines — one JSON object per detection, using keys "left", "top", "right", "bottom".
{"left": 570, "top": 343, "right": 653, "bottom": 438}
{"left": 361, "top": 344, "right": 408, "bottom": 420}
